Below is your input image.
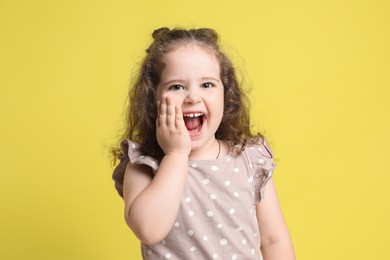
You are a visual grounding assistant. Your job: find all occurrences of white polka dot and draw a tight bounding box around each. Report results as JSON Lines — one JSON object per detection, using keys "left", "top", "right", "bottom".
{"left": 251, "top": 248, "right": 255, "bottom": 254}
{"left": 174, "top": 222, "right": 180, "bottom": 227}
{"left": 249, "top": 147, "right": 255, "bottom": 150}
{"left": 139, "top": 155, "right": 145, "bottom": 159}
{"left": 203, "top": 235, "right": 208, "bottom": 241}
{"left": 188, "top": 229, "right": 194, "bottom": 236}
{"left": 207, "top": 211, "right": 214, "bottom": 217}
{"left": 233, "top": 168, "right": 240, "bottom": 173}
{"left": 131, "top": 143, "right": 136, "bottom": 149}
{"left": 249, "top": 163, "right": 253, "bottom": 169}
{"left": 211, "top": 165, "right": 219, "bottom": 171}
{"left": 232, "top": 255, "right": 237, "bottom": 260}
{"left": 253, "top": 232, "right": 258, "bottom": 237}
{"left": 225, "top": 180, "right": 231, "bottom": 186}
{"left": 212, "top": 253, "right": 218, "bottom": 259}
{"left": 226, "top": 157, "right": 231, "bottom": 161}
{"left": 229, "top": 208, "right": 236, "bottom": 214}
{"left": 147, "top": 249, "right": 152, "bottom": 256}
{"left": 242, "top": 239, "right": 247, "bottom": 245}
{"left": 247, "top": 176, "right": 253, "bottom": 183}
{"left": 164, "top": 253, "right": 171, "bottom": 259}
{"left": 161, "top": 239, "right": 166, "bottom": 245}
{"left": 233, "top": 192, "right": 239, "bottom": 197}
{"left": 203, "top": 179, "right": 210, "bottom": 185}
{"left": 220, "top": 239, "right": 228, "bottom": 245}
{"left": 184, "top": 197, "right": 191, "bottom": 203}
{"left": 259, "top": 158, "right": 265, "bottom": 165}
{"left": 210, "top": 194, "right": 217, "bottom": 200}
{"left": 190, "top": 246, "right": 196, "bottom": 252}
{"left": 217, "top": 223, "right": 222, "bottom": 229}
{"left": 188, "top": 211, "right": 194, "bottom": 216}
{"left": 191, "top": 163, "right": 197, "bottom": 168}
{"left": 268, "top": 170, "right": 273, "bottom": 177}
{"left": 236, "top": 226, "right": 244, "bottom": 232}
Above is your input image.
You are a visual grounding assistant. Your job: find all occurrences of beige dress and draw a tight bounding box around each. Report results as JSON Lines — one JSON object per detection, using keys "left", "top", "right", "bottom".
{"left": 113, "top": 138, "right": 276, "bottom": 260}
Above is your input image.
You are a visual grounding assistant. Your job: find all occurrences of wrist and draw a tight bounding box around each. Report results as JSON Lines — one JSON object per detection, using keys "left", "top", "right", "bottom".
{"left": 158, "top": 153, "right": 189, "bottom": 177}
{"left": 163, "top": 152, "right": 189, "bottom": 161}
{"left": 162, "top": 152, "right": 189, "bottom": 170}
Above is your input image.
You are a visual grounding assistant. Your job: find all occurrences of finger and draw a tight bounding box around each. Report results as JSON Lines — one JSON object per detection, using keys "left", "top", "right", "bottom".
{"left": 156, "top": 100, "right": 161, "bottom": 127}
{"left": 175, "top": 105, "right": 185, "bottom": 129}
{"left": 166, "top": 95, "right": 176, "bottom": 128}
{"left": 159, "top": 95, "right": 167, "bottom": 128}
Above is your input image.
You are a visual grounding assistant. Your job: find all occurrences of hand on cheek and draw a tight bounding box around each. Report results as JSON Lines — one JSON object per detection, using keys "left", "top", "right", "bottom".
{"left": 156, "top": 95, "right": 191, "bottom": 157}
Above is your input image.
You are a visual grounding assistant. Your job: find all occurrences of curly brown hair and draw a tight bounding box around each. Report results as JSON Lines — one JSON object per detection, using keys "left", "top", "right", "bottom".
{"left": 112, "top": 27, "right": 262, "bottom": 163}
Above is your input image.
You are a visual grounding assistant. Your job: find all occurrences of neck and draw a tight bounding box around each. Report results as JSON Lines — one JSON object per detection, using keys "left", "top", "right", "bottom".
{"left": 188, "top": 138, "right": 221, "bottom": 160}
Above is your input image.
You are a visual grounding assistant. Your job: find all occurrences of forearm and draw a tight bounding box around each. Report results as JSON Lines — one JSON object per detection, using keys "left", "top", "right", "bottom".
{"left": 126, "top": 154, "right": 188, "bottom": 244}
{"left": 257, "top": 180, "right": 295, "bottom": 260}
{"left": 261, "top": 237, "right": 295, "bottom": 260}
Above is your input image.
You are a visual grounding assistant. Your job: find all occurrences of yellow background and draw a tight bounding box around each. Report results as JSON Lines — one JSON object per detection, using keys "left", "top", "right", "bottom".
{"left": 1, "top": 0, "right": 389, "bottom": 259}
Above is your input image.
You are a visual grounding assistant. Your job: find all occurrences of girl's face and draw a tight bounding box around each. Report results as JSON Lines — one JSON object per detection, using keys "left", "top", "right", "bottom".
{"left": 156, "top": 44, "right": 224, "bottom": 156}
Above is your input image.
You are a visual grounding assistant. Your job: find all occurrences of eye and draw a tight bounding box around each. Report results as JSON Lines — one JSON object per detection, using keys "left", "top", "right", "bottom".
{"left": 168, "top": 84, "right": 184, "bottom": 91}
{"left": 201, "top": 82, "right": 214, "bottom": 88}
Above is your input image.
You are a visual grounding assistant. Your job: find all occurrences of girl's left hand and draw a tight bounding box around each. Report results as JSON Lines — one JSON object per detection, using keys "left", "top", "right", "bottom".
{"left": 156, "top": 94, "right": 191, "bottom": 157}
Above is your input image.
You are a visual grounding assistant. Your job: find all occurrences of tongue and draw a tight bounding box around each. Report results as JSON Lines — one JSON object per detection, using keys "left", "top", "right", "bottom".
{"left": 184, "top": 117, "right": 202, "bottom": 130}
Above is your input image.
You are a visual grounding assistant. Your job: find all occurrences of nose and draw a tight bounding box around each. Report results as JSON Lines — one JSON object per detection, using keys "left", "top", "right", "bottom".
{"left": 184, "top": 87, "right": 201, "bottom": 104}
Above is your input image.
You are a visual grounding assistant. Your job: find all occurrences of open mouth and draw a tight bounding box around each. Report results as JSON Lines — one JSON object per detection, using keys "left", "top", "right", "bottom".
{"left": 183, "top": 112, "right": 204, "bottom": 136}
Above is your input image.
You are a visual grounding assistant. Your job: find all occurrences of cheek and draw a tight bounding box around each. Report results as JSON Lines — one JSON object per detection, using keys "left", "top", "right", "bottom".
{"left": 171, "top": 95, "right": 184, "bottom": 107}
{"left": 211, "top": 91, "right": 225, "bottom": 113}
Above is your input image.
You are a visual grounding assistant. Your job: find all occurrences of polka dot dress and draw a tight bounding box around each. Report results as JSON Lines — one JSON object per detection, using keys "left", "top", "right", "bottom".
{"left": 113, "top": 138, "right": 275, "bottom": 260}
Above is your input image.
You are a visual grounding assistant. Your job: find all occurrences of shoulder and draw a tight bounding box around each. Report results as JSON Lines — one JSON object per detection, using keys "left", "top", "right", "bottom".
{"left": 243, "top": 137, "right": 277, "bottom": 203}
{"left": 243, "top": 137, "right": 275, "bottom": 161}
{"left": 120, "top": 140, "right": 159, "bottom": 172}
{"left": 112, "top": 140, "right": 159, "bottom": 197}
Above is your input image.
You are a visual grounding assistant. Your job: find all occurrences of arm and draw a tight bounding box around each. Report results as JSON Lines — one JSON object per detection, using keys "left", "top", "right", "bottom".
{"left": 257, "top": 179, "right": 295, "bottom": 260}
{"left": 123, "top": 95, "right": 191, "bottom": 245}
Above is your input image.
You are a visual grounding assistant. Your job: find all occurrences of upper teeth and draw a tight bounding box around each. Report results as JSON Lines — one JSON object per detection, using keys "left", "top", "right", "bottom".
{"left": 183, "top": 113, "right": 203, "bottom": 117}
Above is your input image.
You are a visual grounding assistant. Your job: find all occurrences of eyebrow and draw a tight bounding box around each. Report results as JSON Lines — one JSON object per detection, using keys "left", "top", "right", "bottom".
{"left": 160, "top": 79, "right": 186, "bottom": 87}
{"left": 201, "top": 77, "right": 222, "bottom": 83}
{"left": 161, "top": 77, "right": 221, "bottom": 87}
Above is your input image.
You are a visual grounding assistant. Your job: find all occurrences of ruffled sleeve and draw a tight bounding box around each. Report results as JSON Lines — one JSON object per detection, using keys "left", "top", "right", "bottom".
{"left": 112, "top": 140, "right": 159, "bottom": 198}
{"left": 244, "top": 137, "right": 276, "bottom": 204}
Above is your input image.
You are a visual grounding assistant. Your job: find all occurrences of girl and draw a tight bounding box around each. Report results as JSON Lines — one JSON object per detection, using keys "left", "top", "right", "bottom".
{"left": 112, "top": 27, "right": 295, "bottom": 260}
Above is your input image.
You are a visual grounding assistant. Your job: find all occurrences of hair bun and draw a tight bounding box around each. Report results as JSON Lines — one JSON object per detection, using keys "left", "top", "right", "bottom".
{"left": 193, "top": 28, "right": 219, "bottom": 43}
{"left": 152, "top": 27, "right": 170, "bottom": 40}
